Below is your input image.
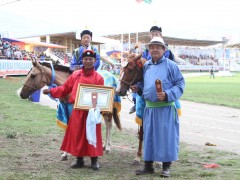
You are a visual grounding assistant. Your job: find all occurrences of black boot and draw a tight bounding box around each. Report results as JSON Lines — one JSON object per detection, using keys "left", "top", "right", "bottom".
{"left": 70, "top": 157, "right": 84, "bottom": 168}
{"left": 135, "top": 161, "right": 154, "bottom": 175}
{"left": 129, "top": 105, "right": 136, "bottom": 114}
{"left": 91, "top": 157, "right": 100, "bottom": 170}
{"left": 160, "top": 162, "right": 171, "bottom": 177}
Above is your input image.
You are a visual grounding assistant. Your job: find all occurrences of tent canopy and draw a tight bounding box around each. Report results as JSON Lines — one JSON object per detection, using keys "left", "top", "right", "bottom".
{"left": 23, "top": 40, "right": 67, "bottom": 48}
{"left": 2, "top": 37, "right": 67, "bottom": 49}
{"left": 2, "top": 37, "right": 22, "bottom": 43}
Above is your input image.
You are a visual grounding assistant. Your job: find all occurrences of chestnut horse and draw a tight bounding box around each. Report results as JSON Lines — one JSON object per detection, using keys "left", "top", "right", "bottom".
{"left": 116, "top": 54, "right": 147, "bottom": 165}
{"left": 20, "top": 58, "right": 121, "bottom": 159}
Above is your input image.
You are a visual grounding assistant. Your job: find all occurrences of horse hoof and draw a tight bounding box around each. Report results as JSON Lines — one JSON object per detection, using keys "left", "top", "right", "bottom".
{"left": 105, "top": 149, "right": 111, "bottom": 154}
{"left": 133, "top": 160, "right": 140, "bottom": 165}
{"left": 60, "top": 155, "right": 68, "bottom": 161}
{"left": 155, "top": 162, "right": 162, "bottom": 169}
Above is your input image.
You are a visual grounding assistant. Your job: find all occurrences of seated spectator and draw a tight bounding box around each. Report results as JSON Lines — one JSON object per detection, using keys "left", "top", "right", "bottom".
{"left": 23, "top": 54, "right": 28, "bottom": 60}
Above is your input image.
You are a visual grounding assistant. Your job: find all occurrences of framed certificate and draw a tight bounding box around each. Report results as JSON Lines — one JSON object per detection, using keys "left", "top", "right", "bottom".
{"left": 74, "top": 84, "right": 114, "bottom": 112}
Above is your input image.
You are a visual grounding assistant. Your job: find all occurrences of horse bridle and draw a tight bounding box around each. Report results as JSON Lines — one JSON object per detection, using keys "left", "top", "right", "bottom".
{"left": 23, "top": 65, "right": 51, "bottom": 91}
{"left": 119, "top": 61, "right": 142, "bottom": 88}
{"left": 119, "top": 70, "right": 138, "bottom": 87}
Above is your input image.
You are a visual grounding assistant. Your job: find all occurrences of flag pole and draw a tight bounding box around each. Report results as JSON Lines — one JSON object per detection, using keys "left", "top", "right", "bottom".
{"left": 128, "top": 32, "right": 131, "bottom": 51}
{"left": 121, "top": 33, "right": 124, "bottom": 66}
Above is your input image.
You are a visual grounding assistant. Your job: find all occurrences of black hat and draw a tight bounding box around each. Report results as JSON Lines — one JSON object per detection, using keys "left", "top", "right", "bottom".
{"left": 150, "top": 26, "right": 162, "bottom": 33}
{"left": 82, "top": 50, "right": 96, "bottom": 59}
{"left": 80, "top": 30, "right": 93, "bottom": 38}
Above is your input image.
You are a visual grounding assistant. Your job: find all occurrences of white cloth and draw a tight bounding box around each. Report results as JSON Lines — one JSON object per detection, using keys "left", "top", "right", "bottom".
{"left": 86, "top": 107, "right": 102, "bottom": 148}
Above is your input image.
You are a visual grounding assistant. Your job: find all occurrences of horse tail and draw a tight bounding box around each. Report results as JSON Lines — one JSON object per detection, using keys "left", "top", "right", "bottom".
{"left": 113, "top": 107, "right": 122, "bottom": 131}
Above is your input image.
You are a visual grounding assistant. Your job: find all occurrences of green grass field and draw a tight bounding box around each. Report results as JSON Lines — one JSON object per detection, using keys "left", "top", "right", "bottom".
{"left": 182, "top": 72, "right": 240, "bottom": 109}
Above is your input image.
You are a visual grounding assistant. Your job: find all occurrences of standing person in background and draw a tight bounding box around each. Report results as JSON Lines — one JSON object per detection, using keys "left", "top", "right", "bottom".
{"left": 70, "top": 29, "right": 101, "bottom": 71}
{"left": 133, "top": 37, "right": 185, "bottom": 177}
{"left": 210, "top": 67, "right": 215, "bottom": 79}
{"left": 43, "top": 50, "right": 104, "bottom": 171}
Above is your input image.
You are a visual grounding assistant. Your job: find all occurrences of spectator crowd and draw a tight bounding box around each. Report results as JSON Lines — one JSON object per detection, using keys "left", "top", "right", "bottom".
{"left": 0, "top": 36, "right": 50, "bottom": 61}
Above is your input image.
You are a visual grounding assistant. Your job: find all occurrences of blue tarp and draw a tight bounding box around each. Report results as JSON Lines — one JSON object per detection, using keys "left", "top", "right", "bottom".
{"left": 2, "top": 37, "right": 22, "bottom": 43}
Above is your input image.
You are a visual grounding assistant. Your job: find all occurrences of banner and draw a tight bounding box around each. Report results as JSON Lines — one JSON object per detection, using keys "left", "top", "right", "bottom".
{"left": 0, "top": 60, "right": 32, "bottom": 77}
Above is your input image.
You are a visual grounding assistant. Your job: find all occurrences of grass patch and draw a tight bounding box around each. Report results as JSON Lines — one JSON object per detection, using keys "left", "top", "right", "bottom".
{"left": 181, "top": 72, "right": 240, "bottom": 108}
{"left": 1, "top": 76, "right": 240, "bottom": 179}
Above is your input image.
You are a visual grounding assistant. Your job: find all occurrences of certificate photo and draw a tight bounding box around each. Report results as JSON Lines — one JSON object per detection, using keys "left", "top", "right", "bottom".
{"left": 74, "top": 84, "right": 114, "bottom": 112}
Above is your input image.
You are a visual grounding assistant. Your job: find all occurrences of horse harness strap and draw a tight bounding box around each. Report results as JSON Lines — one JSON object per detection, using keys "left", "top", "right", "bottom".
{"left": 23, "top": 65, "right": 51, "bottom": 91}
{"left": 119, "top": 72, "right": 138, "bottom": 87}
{"left": 50, "top": 63, "right": 56, "bottom": 85}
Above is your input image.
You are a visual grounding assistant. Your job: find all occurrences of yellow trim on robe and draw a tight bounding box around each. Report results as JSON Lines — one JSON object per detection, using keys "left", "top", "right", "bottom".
{"left": 56, "top": 119, "right": 67, "bottom": 130}
{"left": 135, "top": 116, "right": 142, "bottom": 126}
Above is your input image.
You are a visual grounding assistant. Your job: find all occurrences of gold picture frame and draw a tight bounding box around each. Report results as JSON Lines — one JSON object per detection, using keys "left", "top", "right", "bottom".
{"left": 74, "top": 84, "right": 114, "bottom": 113}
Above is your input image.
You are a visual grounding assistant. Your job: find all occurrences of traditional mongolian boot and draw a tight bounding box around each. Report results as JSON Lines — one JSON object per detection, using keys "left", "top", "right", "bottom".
{"left": 91, "top": 157, "right": 100, "bottom": 170}
{"left": 70, "top": 157, "right": 84, "bottom": 168}
{"left": 135, "top": 161, "right": 154, "bottom": 175}
{"left": 160, "top": 162, "right": 172, "bottom": 177}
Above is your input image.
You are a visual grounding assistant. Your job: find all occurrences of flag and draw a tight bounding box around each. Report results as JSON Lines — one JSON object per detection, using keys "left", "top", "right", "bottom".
{"left": 143, "top": 0, "right": 152, "bottom": 4}
{"left": 136, "top": 0, "right": 152, "bottom": 4}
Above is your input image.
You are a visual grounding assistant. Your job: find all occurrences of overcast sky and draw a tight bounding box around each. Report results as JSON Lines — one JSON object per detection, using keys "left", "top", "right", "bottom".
{"left": 0, "top": 0, "right": 240, "bottom": 43}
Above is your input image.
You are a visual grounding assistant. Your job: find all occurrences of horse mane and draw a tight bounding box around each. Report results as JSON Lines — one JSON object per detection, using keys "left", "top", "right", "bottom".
{"left": 40, "top": 62, "right": 71, "bottom": 73}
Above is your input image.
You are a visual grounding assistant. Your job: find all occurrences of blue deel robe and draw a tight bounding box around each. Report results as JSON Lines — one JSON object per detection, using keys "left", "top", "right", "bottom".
{"left": 141, "top": 56, "right": 185, "bottom": 162}
{"left": 135, "top": 49, "right": 181, "bottom": 125}
{"left": 70, "top": 45, "right": 101, "bottom": 71}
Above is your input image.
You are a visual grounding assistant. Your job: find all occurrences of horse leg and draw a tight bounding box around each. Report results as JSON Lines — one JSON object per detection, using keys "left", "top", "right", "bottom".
{"left": 103, "top": 113, "right": 112, "bottom": 154}
{"left": 60, "top": 151, "right": 68, "bottom": 161}
{"left": 155, "top": 161, "right": 163, "bottom": 169}
{"left": 133, "top": 125, "right": 143, "bottom": 165}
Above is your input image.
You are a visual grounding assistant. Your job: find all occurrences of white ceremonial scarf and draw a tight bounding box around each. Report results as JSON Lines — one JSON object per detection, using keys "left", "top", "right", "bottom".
{"left": 86, "top": 107, "right": 102, "bottom": 148}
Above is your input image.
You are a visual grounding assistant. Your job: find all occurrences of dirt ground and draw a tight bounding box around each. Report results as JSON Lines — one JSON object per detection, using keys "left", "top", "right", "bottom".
{"left": 36, "top": 90, "right": 240, "bottom": 155}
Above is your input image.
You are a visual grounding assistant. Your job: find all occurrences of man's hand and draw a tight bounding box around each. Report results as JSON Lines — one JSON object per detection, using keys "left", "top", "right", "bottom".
{"left": 42, "top": 89, "right": 50, "bottom": 95}
{"left": 130, "top": 85, "right": 139, "bottom": 92}
{"left": 157, "top": 92, "right": 166, "bottom": 101}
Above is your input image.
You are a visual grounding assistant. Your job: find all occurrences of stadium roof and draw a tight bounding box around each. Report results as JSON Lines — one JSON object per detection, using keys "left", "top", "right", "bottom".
{"left": 226, "top": 43, "right": 240, "bottom": 48}
{"left": 19, "top": 31, "right": 105, "bottom": 45}
{"left": 18, "top": 31, "right": 227, "bottom": 47}
{"left": 104, "top": 31, "right": 226, "bottom": 47}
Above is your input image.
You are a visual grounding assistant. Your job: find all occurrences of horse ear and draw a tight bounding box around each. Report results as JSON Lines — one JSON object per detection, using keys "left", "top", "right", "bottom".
{"left": 136, "top": 54, "right": 142, "bottom": 60}
{"left": 134, "top": 54, "right": 142, "bottom": 62}
{"left": 31, "top": 57, "right": 40, "bottom": 67}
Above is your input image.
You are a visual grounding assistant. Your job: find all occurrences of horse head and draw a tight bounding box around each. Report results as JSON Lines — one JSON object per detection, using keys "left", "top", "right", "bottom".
{"left": 20, "top": 58, "right": 51, "bottom": 99}
{"left": 116, "top": 54, "right": 145, "bottom": 96}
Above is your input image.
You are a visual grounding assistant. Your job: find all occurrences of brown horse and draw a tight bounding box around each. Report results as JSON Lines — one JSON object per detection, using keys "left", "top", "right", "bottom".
{"left": 116, "top": 54, "right": 145, "bottom": 97}
{"left": 116, "top": 54, "right": 147, "bottom": 165}
{"left": 20, "top": 58, "right": 121, "bottom": 159}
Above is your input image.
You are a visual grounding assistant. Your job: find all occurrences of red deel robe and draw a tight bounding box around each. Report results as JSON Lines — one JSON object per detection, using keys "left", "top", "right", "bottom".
{"left": 50, "top": 68, "right": 104, "bottom": 157}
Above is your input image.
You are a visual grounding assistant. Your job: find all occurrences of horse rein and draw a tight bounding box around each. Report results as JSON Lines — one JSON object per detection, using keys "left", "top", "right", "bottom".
{"left": 119, "top": 71, "right": 138, "bottom": 87}
{"left": 23, "top": 65, "right": 51, "bottom": 91}
{"left": 119, "top": 60, "right": 142, "bottom": 87}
